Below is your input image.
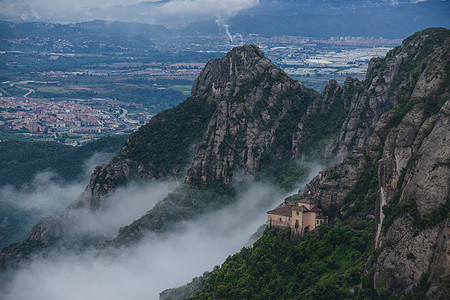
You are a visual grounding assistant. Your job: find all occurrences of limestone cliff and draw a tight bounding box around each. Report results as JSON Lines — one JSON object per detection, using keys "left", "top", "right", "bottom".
{"left": 1, "top": 44, "right": 334, "bottom": 267}
{"left": 2, "top": 28, "right": 448, "bottom": 298}
{"left": 186, "top": 44, "right": 318, "bottom": 184}
{"left": 299, "top": 28, "right": 450, "bottom": 297}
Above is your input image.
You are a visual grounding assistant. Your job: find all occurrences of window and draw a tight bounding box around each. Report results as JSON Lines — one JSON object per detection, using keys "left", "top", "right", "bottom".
{"left": 296, "top": 211, "right": 299, "bottom": 215}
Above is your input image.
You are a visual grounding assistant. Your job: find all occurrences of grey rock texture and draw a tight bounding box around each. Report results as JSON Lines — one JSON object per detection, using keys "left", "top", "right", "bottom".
{"left": 300, "top": 28, "right": 450, "bottom": 297}
{"left": 1, "top": 29, "right": 449, "bottom": 298}
{"left": 186, "top": 44, "right": 315, "bottom": 184}
{"left": 0, "top": 217, "right": 61, "bottom": 269}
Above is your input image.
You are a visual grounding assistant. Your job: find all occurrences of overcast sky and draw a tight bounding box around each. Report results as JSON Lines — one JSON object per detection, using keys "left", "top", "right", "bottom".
{"left": 0, "top": 0, "right": 260, "bottom": 24}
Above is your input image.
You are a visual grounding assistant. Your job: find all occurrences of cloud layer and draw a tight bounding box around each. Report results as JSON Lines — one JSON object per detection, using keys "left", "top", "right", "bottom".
{"left": 0, "top": 181, "right": 285, "bottom": 300}
{"left": 0, "top": 0, "right": 259, "bottom": 24}
{"left": 0, "top": 152, "right": 112, "bottom": 216}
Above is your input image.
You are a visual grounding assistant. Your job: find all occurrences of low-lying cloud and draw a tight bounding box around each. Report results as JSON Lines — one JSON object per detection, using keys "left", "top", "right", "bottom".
{"left": 0, "top": 181, "right": 287, "bottom": 300}
{"left": 0, "top": 148, "right": 327, "bottom": 300}
{"left": 0, "top": 152, "right": 112, "bottom": 216}
{"left": 66, "top": 180, "right": 172, "bottom": 238}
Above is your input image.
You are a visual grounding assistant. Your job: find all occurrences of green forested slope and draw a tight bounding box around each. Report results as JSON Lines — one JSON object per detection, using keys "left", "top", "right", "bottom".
{"left": 0, "top": 135, "right": 128, "bottom": 187}
{"left": 191, "top": 224, "right": 373, "bottom": 300}
{"left": 0, "top": 135, "right": 128, "bottom": 248}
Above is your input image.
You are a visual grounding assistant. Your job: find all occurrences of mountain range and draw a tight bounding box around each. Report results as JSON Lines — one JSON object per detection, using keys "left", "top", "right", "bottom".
{"left": 0, "top": 27, "right": 449, "bottom": 299}
{"left": 1, "top": 1, "right": 449, "bottom": 38}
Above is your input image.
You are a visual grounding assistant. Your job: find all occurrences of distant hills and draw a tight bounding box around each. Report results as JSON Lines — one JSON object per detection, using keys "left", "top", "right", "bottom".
{"left": 189, "top": 0, "right": 450, "bottom": 38}
{"left": 1, "top": 0, "right": 449, "bottom": 39}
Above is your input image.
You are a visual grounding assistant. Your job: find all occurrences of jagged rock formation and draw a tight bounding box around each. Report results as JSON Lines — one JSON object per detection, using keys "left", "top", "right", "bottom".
{"left": 298, "top": 28, "right": 450, "bottom": 297}
{"left": 0, "top": 217, "right": 61, "bottom": 269}
{"left": 186, "top": 44, "right": 317, "bottom": 184}
{"left": 1, "top": 44, "right": 341, "bottom": 268}
{"left": 1, "top": 28, "right": 449, "bottom": 299}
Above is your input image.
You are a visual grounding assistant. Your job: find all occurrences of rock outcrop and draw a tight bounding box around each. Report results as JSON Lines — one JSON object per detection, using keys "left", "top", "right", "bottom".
{"left": 2, "top": 28, "right": 449, "bottom": 299}
{"left": 0, "top": 44, "right": 329, "bottom": 268}
{"left": 186, "top": 44, "right": 317, "bottom": 184}
{"left": 299, "top": 28, "right": 450, "bottom": 297}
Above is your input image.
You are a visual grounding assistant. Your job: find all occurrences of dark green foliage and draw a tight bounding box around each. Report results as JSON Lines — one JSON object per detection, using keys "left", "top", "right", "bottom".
{"left": 341, "top": 157, "right": 378, "bottom": 218}
{"left": 0, "top": 135, "right": 128, "bottom": 187}
{"left": 161, "top": 272, "right": 211, "bottom": 300}
{"left": 330, "top": 170, "right": 340, "bottom": 180}
{"left": 270, "top": 87, "right": 317, "bottom": 153}
{"left": 120, "top": 97, "right": 216, "bottom": 176}
{"left": 259, "top": 81, "right": 351, "bottom": 190}
{"left": 406, "top": 253, "right": 416, "bottom": 261}
{"left": 258, "top": 87, "right": 319, "bottom": 190}
{"left": 422, "top": 95, "right": 447, "bottom": 119}
{"left": 393, "top": 98, "right": 419, "bottom": 127}
{"left": 383, "top": 195, "right": 450, "bottom": 233}
{"left": 113, "top": 182, "right": 236, "bottom": 245}
{"left": 401, "top": 271, "right": 431, "bottom": 300}
{"left": 258, "top": 155, "right": 308, "bottom": 191}
{"left": 0, "top": 201, "right": 42, "bottom": 249}
{"left": 301, "top": 88, "right": 350, "bottom": 154}
{"left": 192, "top": 223, "right": 373, "bottom": 299}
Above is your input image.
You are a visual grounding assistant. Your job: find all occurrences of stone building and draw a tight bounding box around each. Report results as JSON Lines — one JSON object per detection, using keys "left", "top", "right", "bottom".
{"left": 267, "top": 194, "right": 328, "bottom": 236}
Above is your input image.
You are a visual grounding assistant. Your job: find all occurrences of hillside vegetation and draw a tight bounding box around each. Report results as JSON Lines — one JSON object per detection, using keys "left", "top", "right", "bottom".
{"left": 0, "top": 135, "right": 128, "bottom": 187}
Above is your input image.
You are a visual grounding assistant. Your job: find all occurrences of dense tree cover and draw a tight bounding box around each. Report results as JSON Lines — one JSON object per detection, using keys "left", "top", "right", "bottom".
{"left": 113, "top": 181, "right": 237, "bottom": 246}
{"left": 0, "top": 201, "right": 42, "bottom": 249}
{"left": 0, "top": 135, "right": 128, "bottom": 248}
{"left": 103, "top": 86, "right": 186, "bottom": 113}
{"left": 119, "top": 97, "right": 216, "bottom": 177}
{"left": 191, "top": 223, "right": 374, "bottom": 299}
{"left": 0, "top": 135, "right": 128, "bottom": 187}
{"left": 301, "top": 85, "right": 354, "bottom": 154}
{"left": 258, "top": 83, "right": 351, "bottom": 190}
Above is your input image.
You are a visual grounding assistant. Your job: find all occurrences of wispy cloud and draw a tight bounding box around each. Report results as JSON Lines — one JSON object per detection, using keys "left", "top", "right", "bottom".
{"left": 0, "top": 181, "right": 285, "bottom": 300}
{"left": 0, "top": 152, "right": 112, "bottom": 216}
{"left": 0, "top": 0, "right": 259, "bottom": 24}
{"left": 0, "top": 151, "right": 326, "bottom": 299}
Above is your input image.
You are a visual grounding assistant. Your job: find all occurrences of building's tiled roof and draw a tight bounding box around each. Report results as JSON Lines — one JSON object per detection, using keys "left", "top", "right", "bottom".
{"left": 292, "top": 205, "right": 308, "bottom": 212}
{"left": 267, "top": 204, "right": 295, "bottom": 217}
{"left": 267, "top": 200, "right": 326, "bottom": 217}
{"left": 298, "top": 198, "right": 315, "bottom": 205}
{"left": 308, "top": 206, "right": 322, "bottom": 213}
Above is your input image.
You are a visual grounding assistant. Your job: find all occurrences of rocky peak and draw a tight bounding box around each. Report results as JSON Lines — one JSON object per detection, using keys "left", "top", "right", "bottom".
{"left": 191, "top": 44, "right": 266, "bottom": 104}
{"left": 186, "top": 45, "right": 318, "bottom": 185}
{"left": 300, "top": 28, "right": 450, "bottom": 297}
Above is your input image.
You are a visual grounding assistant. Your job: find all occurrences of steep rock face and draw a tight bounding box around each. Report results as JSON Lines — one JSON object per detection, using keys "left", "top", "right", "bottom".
{"left": 301, "top": 28, "right": 450, "bottom": 297}
{"left": 374, "top": 100, "right": 450, "bottom": 297}
{"left": 186, "top": 44, "right": 317, "bottom": 184}
{"left": 191, "top": 44, "right": 265, "bottom": 104}
{"left": 1, "top": 44, "right": 327, "bottom": 268}
{"left": 291, "top": 78, "right": 351, "bottom": 158}
{"left": 0, "top": 217, "right": 61, "bottom": 269}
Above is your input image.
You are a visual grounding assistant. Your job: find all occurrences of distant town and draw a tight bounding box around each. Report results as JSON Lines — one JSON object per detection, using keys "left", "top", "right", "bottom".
{"left": 0, "top": 96, "right": 152, "bottom": 145}
{"left": 1, "top": 24, "right": 402, "bottom": 144}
